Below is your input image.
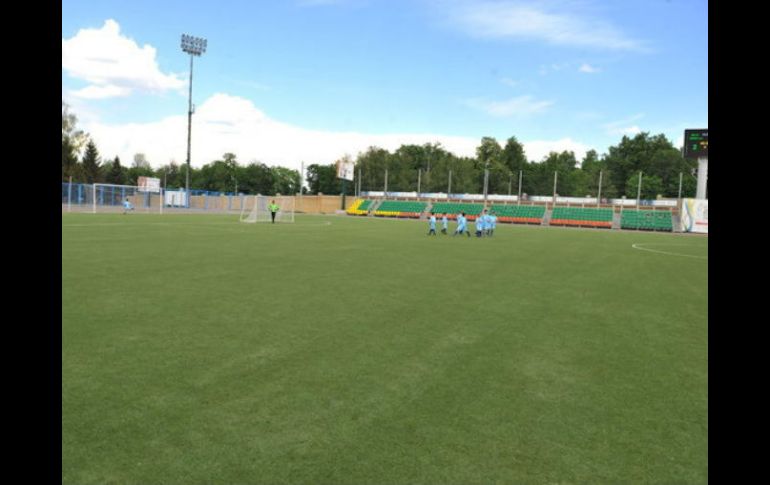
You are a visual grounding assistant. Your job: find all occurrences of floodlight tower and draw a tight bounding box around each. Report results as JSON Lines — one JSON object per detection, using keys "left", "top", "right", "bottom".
{"left": 180, "top": 34, "right": 207, "bottom": 205}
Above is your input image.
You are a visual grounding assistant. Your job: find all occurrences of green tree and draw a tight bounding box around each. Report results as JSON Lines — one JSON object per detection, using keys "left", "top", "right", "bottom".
{"left": 121, "top": 153, "right": 155, "bottom": 185}
{"left": 223, "top": 153, "right": 239, "bottom": 193}
{"left": 105, "top": 156, "right": 125, "bottom": 185}
{"left": 475, "top": 137, "right": 502, "bottom": 194}
{"left": 237, "top": 162, "right": 275, "bottom": 195}
{"left": 523, "top": 161, "right": 552, "bottom": 198}
{"left": 62, "top": 137, "right": 79, "bottom": 181}
{"left": 272, "top": 166, "right": 301, "bottom": 195}
{"left": 62, "top": 101, "right": 88, "bottom": 180}
{"left": 475, "top": 137, "right": 502, "bottom": 170}
{"left": 355, "top": 147, "right": 391, "bottom": 192}
{"left": 445, "top": 156, "right": 479, "bottom": 194}
{"left": 540, "top": 151, "right": 578, "bottom": 196}
{"left": 657, "top": 150, "right": 697, "bottom": 197}
{"left": 81, "top": 140, "right": 102, "bottom": 183}
{"left": 155, "top": 161, "right": 184, "bottom": 189}
{"left": 625, "top": 173, "right": 665, "bottom": 200}
{"left": 418, "top": 143, "right": 455, "bottom": 193}
{"left": 500, "top": 136, "right": 528, "bottom": 174}
{"left": 584, "top": 150, "right": 619, "bottom": 199}
{"left": 676, "top": 172, "right": 698, "bottom": 198}
{"left": 132, "top": 153, "right": 151, "bottom": 169}
{"left": 494, "top": 136, "right": 526, "bottom": 195}
{"left": 125, "top": 166, "right": 156, "bottom": 186}
{"left": 604, "top": 132, "right": 691, "bottom": 197}
{"left": 195, "top": 160, "right": 233, "bottom": 192}
{"left": 306, "top": 163, "right": 338, "bottom": 194}
{"left": 392, "top": 145, "right": 426, "bottom": 191}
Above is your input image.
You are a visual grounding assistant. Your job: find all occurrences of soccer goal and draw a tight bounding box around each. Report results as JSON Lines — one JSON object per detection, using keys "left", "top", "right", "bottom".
{"left": 91, "top": 183, "right": 164, "bottom": 214}
{"left": 240, "top": 195, "right": 295, "bottom": 223}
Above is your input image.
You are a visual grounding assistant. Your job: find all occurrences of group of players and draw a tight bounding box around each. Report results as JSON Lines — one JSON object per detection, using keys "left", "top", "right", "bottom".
{"left": 427, "top": 209, "right": 497, "bottom": 237}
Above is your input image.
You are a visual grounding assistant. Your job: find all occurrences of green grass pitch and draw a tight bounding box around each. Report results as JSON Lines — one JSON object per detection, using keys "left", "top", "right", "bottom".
{"left": 62, "top": 213, "right": 707, "bottom": 484}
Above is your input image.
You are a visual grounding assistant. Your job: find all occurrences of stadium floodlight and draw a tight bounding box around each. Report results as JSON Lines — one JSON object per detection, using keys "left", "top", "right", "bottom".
{"left": 181, "top": 34, "right": 207, "bottom": 207}
{"left": 181, "top": 34, "right": 207, "bottom": 56}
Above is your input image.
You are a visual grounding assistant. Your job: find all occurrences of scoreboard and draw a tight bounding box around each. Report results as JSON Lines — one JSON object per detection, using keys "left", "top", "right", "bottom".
{"left": 684, "top": 129, "right": 708, "bottom": 158}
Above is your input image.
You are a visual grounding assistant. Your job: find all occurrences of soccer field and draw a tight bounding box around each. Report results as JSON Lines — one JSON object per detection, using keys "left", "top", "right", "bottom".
{"left": 62, "top": 213, "right": 708, "bottom": 484}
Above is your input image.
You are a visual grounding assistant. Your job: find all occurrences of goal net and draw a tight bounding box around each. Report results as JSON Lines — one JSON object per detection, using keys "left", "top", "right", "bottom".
{"left": 91, "top": 183, "right": 164, "bottom": 214}
{"left": 240, "top": 195, "right": 295, "bottom": 223}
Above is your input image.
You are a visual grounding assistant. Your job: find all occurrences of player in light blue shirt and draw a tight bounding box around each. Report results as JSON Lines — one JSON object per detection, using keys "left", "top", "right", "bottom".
{"left": 441, "top": 213, "right": 449, "bottom": 235}
{"left": 427, "top": 213, "right": 437, "bottom": 236}
{"left": 453, "top": 213, "right": 464, "bottom": 235}
{"left": 453, "top": 212, "right": 471, "bottom": 237}
{"left": 488, "top": 211, "right": 497, "bottom": 236}
{"left": 475, "top": 210, "right": 487, "bottom": 237}
{"left": 122, "top": 197, "right": 134, "bottom": 214}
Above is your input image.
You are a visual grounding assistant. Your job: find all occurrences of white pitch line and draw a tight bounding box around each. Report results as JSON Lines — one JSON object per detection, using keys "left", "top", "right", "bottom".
{"left": 631, "top": 243, "right": 708, "bottom": 260}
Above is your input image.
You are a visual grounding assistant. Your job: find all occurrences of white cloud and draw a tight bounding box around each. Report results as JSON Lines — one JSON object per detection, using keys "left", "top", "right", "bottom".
{"left": 62, "top": 19, "right": 185, "bottom": 99}
{"left": 603, "top": 114, "right": 645, "bottom": 136}
{"left": 77, "top": 92, "right": 594, "bottom": 174}
{"left": 620, "top": 125, "right": 642, "bottom": 135}
{"left": 464, "top": 95, "right": 554, "bottom": 117}
{"left": 443, "top": 1, "right": 645, "bottom": 51}
{"left": 77, "top": 93, "right": 482, "bottom": 172}
{"left": 70, "top": 85, "right": 132, "bottom": 99}
{"left": 523, "top": 138, "right": 592, "bottom": 164}
{"left": 578, "top": 63, "right": 600, "bottom": 73}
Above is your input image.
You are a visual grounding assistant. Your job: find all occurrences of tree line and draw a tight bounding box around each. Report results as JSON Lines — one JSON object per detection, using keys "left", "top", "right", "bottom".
{"left": 63, "top": 101, "right": 699, "bottom": 199}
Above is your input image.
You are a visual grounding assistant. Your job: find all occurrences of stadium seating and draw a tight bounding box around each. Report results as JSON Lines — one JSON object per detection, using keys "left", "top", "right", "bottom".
{"left": 429, "top": 202, "right": 484, "bottom": 220}
{"left": 620, "top": 209, "right": 673, "bottom": 231}
{"left": 550, "top": 207, "right": 613, "bottom": 228}
{"left": 346, "top": 198, "right": 372, "bottom": 216}
{"left": 490, "top": 204, "right": 546, "bottom": 224}
{"left": 374, "top": 200, "right": 427, "bottom": 218}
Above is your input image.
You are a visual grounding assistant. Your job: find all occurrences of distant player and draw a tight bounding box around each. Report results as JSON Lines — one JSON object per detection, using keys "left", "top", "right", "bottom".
{"left": 454, "top": 212, "right": 471, "bottom": 237}
{"left": 427, "top": 212, "right": 437, "bottom": 236}
{"left": 269, "top": 200, "right": 280, "bottom": 223}
{"left": 475, "top": 210, "right": 486, "bottom": 237}
{"left": 441, "top": 213, "right": 448, "bottom": 235}
{"left": 122, "top": 197, "right": 134, "bottom": 215}
{"left": 488, "top": 211, "right": 497, "bottom": 236}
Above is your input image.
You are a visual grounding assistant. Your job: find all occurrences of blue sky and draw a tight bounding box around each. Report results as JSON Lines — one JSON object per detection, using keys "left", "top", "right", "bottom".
{"left": 62, "top": 0, "right": 708, "bottom": 172}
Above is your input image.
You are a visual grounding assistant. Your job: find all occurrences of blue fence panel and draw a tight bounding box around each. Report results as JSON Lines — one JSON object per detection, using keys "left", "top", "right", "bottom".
{"left": 62, "top": 182, "right": 248, "bottom": 210}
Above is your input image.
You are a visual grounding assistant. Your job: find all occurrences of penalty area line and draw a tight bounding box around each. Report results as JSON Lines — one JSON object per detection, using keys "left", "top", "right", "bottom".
{"left": 631, "top": 243, "right": 707, "bottom": 260}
